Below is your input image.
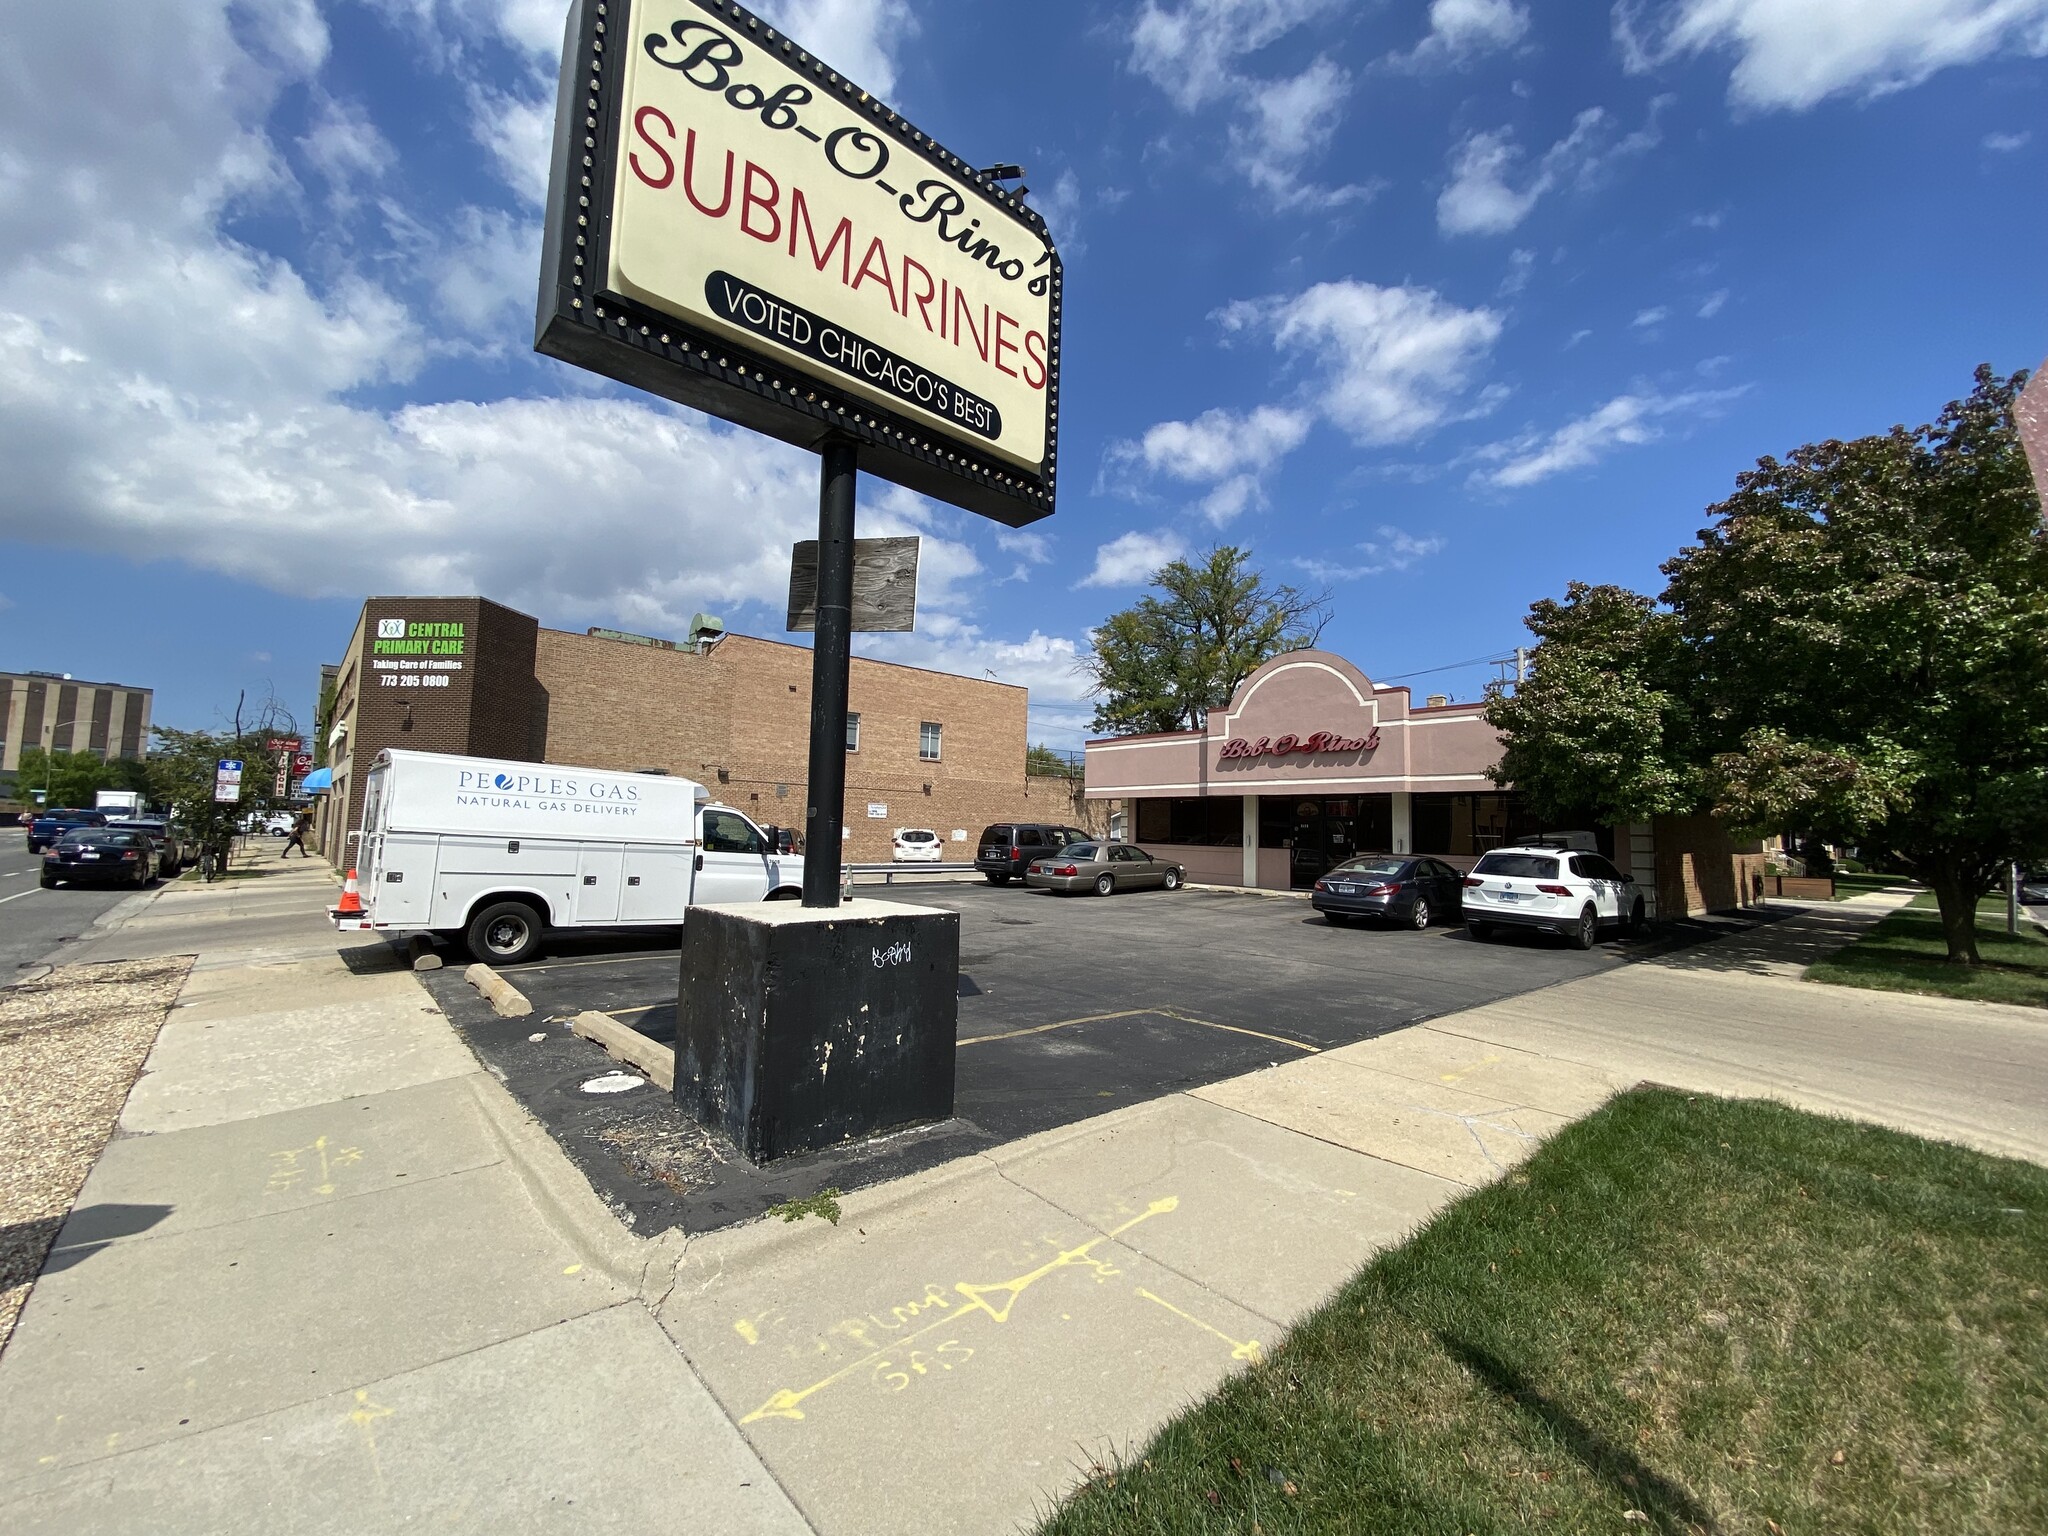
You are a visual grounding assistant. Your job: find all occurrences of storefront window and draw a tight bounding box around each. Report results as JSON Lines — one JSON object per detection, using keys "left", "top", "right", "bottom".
{"left": 1135, "top": 796, "right": 1244, "bottom": 846}
{"left": 1259, "top": 794, "right": 1395, "bottom": 888}
{"left": 1412, "top": 793, "right": 1534, "bottom": 857}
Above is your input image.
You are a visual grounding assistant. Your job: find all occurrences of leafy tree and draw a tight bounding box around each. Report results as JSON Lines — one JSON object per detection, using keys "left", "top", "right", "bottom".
{"left": 1025, "top": 743, "right": 1077, "bottom": 777}
{"left": 146, "top": 691, "right": 303, "bottom": 877}
{"left": 1085, "top": 546, "right": 1329, "bottom": 734}
{"left": 1486, "top": 584, "right": 1703, "bottom": 824}
{"left": 1489, "top": 366, "right": 2048, "bottom": 964}
{"left": 14, "top": 747, "right": 114, "bottom": 809}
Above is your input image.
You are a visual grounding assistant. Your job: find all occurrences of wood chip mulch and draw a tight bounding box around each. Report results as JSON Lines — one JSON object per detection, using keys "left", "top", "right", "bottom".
{"left": 0, "top": 956, "right": 192, "bottom": 1357}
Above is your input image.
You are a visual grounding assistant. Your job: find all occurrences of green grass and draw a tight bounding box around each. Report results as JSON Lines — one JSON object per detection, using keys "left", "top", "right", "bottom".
{"left": 1831, "top": 870, "right": 1923, "bottom": 900}
{"left": 1806, "top": 892, "right": 2048, "bottom": 1008}
{"left": 1036, "top": 1090, "right": 2048, "bottom": 1536}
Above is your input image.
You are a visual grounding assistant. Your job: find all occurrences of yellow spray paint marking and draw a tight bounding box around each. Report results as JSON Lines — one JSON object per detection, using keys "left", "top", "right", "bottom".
{"left": 740, "top": 1197, "right": 1179, "bottom": 1426}
{"left": 562, "top": 1264, "right": 582, "bottom": 1276}
{"left": 1134, "top": 1288, "right": 1264, "bottom": 1365}
{"left": 734, "top": 1318, "right": 761, "bottom": 1346}
{"left": 958, "top": 1008, "right": 1319, "bottom": 1054}
{"left": 1438, "top": 1052, "right": 1505, "bottom": 1086}
{"left": 349, "top": 1389, "right": 395, "bottom": 1491}
{"left": 266, "top": 1135, "right": 364, "bottom": 1196}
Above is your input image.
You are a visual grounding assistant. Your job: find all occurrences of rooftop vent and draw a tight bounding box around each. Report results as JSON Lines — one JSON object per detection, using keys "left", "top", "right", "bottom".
{"left": 1426, "top": 693, "right": 1450, "bottom": 708}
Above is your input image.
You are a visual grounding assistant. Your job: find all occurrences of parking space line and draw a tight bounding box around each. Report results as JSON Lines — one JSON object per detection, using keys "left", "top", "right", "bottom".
{"left": 957, "top": 1007, "right": 1320, "bottom": 1054}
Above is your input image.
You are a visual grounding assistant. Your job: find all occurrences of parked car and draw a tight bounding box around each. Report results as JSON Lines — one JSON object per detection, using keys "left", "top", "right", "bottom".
{"left": 1312, "top": 856, "right": 1467, "bottom": 929}
{"left": 1024, "top": 841, "right": 1185, "bottom": 896}
{"left": 242, "top": 810, "right": 295, "bottom": 837}
{"left": 2020, "top": 870, "right": 2048, "bottom": 905}
{"left": 1462, "top": 845, "right": 1644, "bottom": 949}
{"left": 41, "top": 829, "right": 156, "bottom": 889}
{"left": 892, "top": 828, "right": 944, "bottom": 863}
{"left": 27, "top": 808, "right": 106, "bottom": 854}
{"left": 975, "top": 822, "right": 1093, "bottom": 885}
{"left": 106, "top": 818, "right": 186, "bottom": 878}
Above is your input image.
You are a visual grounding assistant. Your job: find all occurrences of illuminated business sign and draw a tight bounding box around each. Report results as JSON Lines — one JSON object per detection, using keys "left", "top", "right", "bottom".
{"left": 536, "top": 0, "right": 1063, "bottom": 527}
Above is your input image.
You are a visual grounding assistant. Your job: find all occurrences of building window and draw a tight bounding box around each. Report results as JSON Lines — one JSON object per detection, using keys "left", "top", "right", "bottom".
{"left": 1136, "top": 796, "right": 1244, "bottom": 846}
{"left": 919, "top": 721, "right": 942, "bottom": 761}
{"left": 845, "top": 712, "right": 860, "bottom": 752}
{"left": 1411, "top": 793, "right": 1536, "bottom": 856}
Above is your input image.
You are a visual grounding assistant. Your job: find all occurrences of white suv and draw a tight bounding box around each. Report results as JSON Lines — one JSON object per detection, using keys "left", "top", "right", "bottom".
{"left": 1462, "top": 844, "right": 1645, "bottom": 949}
{"left": 892, "top": 827, "right": 944, "bottom": 863}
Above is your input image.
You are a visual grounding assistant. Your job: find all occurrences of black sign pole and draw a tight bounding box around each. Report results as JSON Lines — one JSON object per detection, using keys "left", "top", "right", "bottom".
{"left": 801, "top": 435, "right": 859, "bottom": 906}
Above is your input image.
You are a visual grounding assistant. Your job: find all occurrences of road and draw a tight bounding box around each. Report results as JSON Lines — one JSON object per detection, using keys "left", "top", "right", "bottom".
{"left": 0, "top": 836, "right": 148, "bottom": 975}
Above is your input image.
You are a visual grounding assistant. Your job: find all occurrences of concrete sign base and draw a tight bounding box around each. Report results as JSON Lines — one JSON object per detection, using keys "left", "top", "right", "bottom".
{"left": 675, "top": 899, "right": 958, "bottom": 1163}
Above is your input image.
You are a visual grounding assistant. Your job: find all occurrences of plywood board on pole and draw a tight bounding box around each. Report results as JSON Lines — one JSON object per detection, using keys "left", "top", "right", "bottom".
{"left": 785, "top": 535, "right": 919, "bottom": 632}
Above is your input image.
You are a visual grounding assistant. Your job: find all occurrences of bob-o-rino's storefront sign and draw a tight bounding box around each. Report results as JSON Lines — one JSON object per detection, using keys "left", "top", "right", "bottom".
{"left": 536, "top": 0, "right": 1062, "bottom": 527}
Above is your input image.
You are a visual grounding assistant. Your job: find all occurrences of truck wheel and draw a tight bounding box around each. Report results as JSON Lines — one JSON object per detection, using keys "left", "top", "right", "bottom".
{"left": 984, "top": 872, "right": 1010, "bottom": 886}
{"left": 467, "top": 901, "right": 544, "bottom": 966}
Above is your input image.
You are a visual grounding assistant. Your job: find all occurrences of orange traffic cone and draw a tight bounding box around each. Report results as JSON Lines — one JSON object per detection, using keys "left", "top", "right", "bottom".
{"left": 336, "top": 868, "right": 363, "bottom": 915}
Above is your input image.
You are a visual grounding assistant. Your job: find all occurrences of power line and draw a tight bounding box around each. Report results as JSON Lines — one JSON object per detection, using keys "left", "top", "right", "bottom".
{"left": 1377, "top": 652, "right": 1516, "bottom": 683}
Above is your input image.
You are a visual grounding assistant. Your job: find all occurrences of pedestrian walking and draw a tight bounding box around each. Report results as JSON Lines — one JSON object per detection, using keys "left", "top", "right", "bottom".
{"left": 281, "top": 809, "right": 314, "bottom": 859}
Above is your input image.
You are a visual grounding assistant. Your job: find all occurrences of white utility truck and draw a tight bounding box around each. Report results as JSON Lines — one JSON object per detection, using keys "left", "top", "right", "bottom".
{"left": 95, "top": 789, "right": 144, "bottom": 817}
{"left": 332, "top": 749, "right": 803, "bottom": 964}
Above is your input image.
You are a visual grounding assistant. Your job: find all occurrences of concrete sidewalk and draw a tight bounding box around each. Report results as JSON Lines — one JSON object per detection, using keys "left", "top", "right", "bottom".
{"left": 3, "top": 876, "right": 2044, "bottom": 1534}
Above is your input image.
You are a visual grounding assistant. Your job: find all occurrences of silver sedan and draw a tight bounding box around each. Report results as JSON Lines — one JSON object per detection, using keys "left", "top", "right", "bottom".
{"left": 1024, "top": 842, "right": 1185, "bottom": 896}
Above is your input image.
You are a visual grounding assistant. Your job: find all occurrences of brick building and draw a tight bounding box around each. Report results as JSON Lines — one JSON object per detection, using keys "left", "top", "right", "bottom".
{"left": 0, "top": 670, "right": 153, "bottom": 790}
{"left": 317, "top": 596, "right": 1080, "bottom": 865}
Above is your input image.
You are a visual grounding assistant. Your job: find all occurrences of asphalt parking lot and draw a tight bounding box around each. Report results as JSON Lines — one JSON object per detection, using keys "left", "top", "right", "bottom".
{"left": 425, "top": 882, "right": 1774, "bottom": 1234}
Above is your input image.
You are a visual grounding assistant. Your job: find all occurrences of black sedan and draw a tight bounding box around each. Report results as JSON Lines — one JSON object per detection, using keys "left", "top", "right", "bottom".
{"left": 41, "top": 829, "right": 157, "bottom": 889}
{"left": 1311, "top": 856, "right": 1467, "bottom": 929}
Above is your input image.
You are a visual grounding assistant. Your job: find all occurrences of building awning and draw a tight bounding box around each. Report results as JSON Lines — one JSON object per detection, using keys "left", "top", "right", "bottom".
{"left": 299, "top": 767, "right": 333, "bottom": 793}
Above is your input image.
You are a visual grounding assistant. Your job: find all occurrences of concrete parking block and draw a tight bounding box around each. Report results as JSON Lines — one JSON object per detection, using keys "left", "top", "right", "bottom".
{"left": 120, "top": 992, "right": 478, "bottom": 1133}
{"left": 0, "top": 1306, "right": 808, "bottom": 1536}
{"left": 1318, "top": 1025, "right": 1626, "bottom": 1121}
{"left": 0, "top": 1162, "right": 625, "bottom": 1482}
{"left": 655, "top": 1159, "right": 1276, "bottom": 1536}
{"left": 1191, "top": 1054, "right": 1570, "bottom": 1186}
{"left": 52, "top": 1075, "right": 502, "bottom": 1254}
{"left": 988, "top": 1092, "right": 1462, "bottom": 1324}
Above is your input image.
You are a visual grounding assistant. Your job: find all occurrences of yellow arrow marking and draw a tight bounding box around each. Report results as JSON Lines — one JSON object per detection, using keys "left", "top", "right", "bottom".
{"left": 740, "top": 1197, "right": 1179, "bottom": 1425}
{"left": 1134, "top": 1287, "right": 1264, "bottom": 1364}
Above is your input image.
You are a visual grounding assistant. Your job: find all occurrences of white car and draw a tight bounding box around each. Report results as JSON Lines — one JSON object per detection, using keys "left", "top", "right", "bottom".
{"left": 1462, "top": 844, "right": 1645, "bottom": 949}
{"left": 892, "top": 827, "right": 943, "bottom": 863}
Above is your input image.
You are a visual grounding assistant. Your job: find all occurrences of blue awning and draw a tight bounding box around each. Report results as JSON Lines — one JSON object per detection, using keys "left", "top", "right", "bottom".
{"left": 299, "top": 767, "right": 333, "bottom": 793}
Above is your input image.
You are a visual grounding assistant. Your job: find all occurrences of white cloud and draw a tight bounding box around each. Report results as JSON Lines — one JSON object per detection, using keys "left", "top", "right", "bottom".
{"left": 857, "top": 624, "right": 1093, "bottom": 742}
{"left": 1293, "top": 526, "right": 1446, "bottom": 582}
{"left": 1113, "top": 405, "right": 1313, "bottom": 485}
{"left": 1387, "top": 0, "right": 1531, "bottom": 70}
{"left": 1616, "top": 0, "right": 2048, "bottom": 112}
{"left": 1222, "top": 280, "right": 1505, "bottom": 444}
{"left": 1984, "top": 129, "right": 2034, "bottom": 151}
{"left": 1696, "top": 288, "right": 1728, "bottom": 317}
{"left": 1472, "top": 386, "right": 1747, "bottom": 487}
{"left": 1080, "top": 529, "right": 1189, "bottom": 588}
{"left": 1129, "top": 0, "right": 1366, "bottom": 206}
{"left": 755, "top": 0, "right": 918, "bottom": 97}
{"left": 0, "top": 0, "right": 993, "bottom": 652}
{"left": 469, "top": 84, "right": 556, "bottom": 208}
{"left": 1632, "top": 305, "right": 1669, "bottom": 327}
{"left": 1437, "top": 100, "right": 1668, "bottom": 236}
{"left": 299, "top": 93, "right": 394, "bottom": 203}
{"left": 1499, "top": 247, "right": 1537, "bottom": 296}
{"left": 1034, "top": 170, "right": 1086, "bottom": 259}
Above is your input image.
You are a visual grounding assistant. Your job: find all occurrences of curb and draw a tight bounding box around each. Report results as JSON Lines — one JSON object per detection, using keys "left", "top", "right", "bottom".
{"left": 464, "top": 962, "right": 533, "bottom": 1017}
{"left": 461, "top": 1068, "right": 664, "bottom": 1293}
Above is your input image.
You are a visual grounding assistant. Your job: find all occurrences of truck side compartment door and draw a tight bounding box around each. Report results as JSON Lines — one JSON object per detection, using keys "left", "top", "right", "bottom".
{"left": 574, "top": 844, "right": 625, "bottom": 924}
{"left": 369, "top": 833, "right": 438, "bottom": 927}
{"left": 619, "top": 844, "right": 693, "bottom": 923}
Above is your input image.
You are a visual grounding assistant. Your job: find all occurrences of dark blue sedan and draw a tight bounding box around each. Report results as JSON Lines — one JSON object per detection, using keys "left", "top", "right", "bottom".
{"left": 1311, "top": 855, "right": 1467, "bottom": 930}
{"left": 41, "top": 829, "right": 155, "bottom": 889}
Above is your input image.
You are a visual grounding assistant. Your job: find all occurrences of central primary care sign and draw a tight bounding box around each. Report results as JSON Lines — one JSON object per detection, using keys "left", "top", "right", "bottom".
{"left": 535, "top": 0, "right": 1062, "bottom": 526}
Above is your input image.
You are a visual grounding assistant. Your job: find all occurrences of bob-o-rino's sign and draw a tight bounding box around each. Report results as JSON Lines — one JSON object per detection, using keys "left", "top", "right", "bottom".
{"left": 536, "top": 0, "right": 1062, "bottom": 527}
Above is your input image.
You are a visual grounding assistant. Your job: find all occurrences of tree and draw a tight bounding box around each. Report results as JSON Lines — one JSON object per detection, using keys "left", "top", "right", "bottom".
{"left": 1025, "top": 743, "right": 1077, "bottom": 777}
{"left": 147, "top": 690, "right": 303, "bottom": 878}
{"left": 14, "top": 747, "right": 114, "bottom": 809}
{"left": 1667, "top": 365, "right": 2048, "bottom": 963}
{"left": 1488, "top": 366, "right": 2048, "bottom": 964}
{"left": 1085, "top": 546, "right": 1329, "bottom": 734}
{"left": 1485, "top": 584, "right": 1703, "bottom": 824}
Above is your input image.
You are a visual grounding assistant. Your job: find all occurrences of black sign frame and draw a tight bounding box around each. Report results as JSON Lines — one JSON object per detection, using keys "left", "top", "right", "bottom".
{"left": 535, "top": 0, "right": 1062, "bottom": 528}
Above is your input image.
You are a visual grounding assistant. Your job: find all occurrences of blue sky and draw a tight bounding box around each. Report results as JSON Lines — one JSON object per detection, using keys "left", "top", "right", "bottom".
{"left": 0, "top": 0, "right": 2042, "bottom": 743}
